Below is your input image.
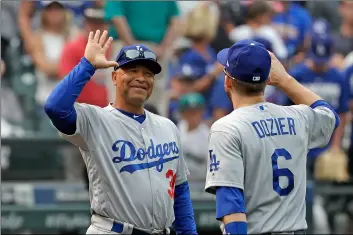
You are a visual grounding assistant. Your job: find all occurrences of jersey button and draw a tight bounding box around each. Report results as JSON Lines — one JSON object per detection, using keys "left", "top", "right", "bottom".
{"left": 141, "top": 128, "right": 144, "bottom": 132}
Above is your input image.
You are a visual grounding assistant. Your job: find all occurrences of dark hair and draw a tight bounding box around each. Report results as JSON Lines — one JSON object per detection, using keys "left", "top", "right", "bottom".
{"left": 226, "top": 74, "right": 267, "bottom": 96}
{"left": 246, "top": 1, "right": 272, "bottom": 20}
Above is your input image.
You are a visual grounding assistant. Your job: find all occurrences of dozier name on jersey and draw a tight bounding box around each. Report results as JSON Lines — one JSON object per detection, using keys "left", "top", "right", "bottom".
{"left": 111, "top": 139, "right": 180, "bottom": 174}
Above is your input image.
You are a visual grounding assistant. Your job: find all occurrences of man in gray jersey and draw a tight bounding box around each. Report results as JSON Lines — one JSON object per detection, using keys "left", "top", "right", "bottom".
{"left": 204, "top": 39, "right": 340, "bottom": 234}
{"left": 44, "top": 30, "right": 197, "bottom": 235}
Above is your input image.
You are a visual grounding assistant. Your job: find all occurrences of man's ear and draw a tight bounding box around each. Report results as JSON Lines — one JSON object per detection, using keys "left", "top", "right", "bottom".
{"left": 112, "top": 71, "right": 118, "bottom": 86}
{"left": 224, "top": 75, "right": 232, "bottom": 91}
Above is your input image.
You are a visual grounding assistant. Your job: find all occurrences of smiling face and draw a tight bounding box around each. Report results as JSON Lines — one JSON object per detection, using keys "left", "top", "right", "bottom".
{"left": 112, "top": 64, "right": 155, "bottom": 108}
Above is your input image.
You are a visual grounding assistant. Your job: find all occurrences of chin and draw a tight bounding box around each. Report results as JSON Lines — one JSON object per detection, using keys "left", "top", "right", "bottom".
{"left": 128, "top": 95, "right": 148, "bottom": 106}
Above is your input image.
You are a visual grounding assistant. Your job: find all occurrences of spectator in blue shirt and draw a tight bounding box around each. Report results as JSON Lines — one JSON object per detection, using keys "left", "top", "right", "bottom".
{"left": 168, "top": 64, "right": 200, "bottom": 124}
{"left": 272, "top": 1, "right": 312, "bottom": 60}
{"left": 288, "top": 33, "right": 349, "bottom": 159}
{"left": 177, "top": 3, "right": 220, "bottom": 120}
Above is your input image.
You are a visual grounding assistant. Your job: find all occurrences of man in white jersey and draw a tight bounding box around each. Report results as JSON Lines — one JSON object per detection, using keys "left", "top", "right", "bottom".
{"left": 44, "top": 30, "right": 197, "bottom": 235}
{"left": 204, "top": 39, "right": 340, "bottom": 234}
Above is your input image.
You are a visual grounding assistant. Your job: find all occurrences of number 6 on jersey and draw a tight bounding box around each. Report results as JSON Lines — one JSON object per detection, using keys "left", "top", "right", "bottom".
{"left": 271, "top": 148, "right": 294, "bottom": 196}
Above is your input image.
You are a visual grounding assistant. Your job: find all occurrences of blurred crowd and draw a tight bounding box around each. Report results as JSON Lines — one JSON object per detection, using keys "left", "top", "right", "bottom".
{"left": 2, "top": 0, "right": 353, "bottom": 179}
{"left": 2, "top": 0, "right": 353, "bottom": 233}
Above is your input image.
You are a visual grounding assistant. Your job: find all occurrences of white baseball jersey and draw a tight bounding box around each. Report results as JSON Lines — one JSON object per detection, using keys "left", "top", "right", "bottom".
{"left": 205, "top": 102, "right": 336, "bottom": 234}
{"left": 60, "top": 103, "right": 189, "bottom": 232}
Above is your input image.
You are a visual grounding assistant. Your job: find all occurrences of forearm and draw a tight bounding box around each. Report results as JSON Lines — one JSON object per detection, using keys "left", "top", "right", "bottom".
{"left": 216, "top": 187, "right": 247, "bottom": 234}
{"left": 173, "top": 182, "right": 197, "bottom": 235}
{"left": 160, "top": 17, "right": 180, "bottom": 50}
{"left": 44, "top": 57, "right": 95, "bottom": 134}
{"left": 112, "top": 17, "right": 136, "bottom": 45}
{"left": 37, "top": 60, "right": 59, "bottom": 78}
{"left": 18, "top": 2, "right": 34, "bottom": 53}
{"left": 193, "top": 63, "right": 223, "bottom": 92}
{"left": 331, "top": 113, "right": 347, "bottom": 148}
{"left": 277, "top": 76, "right": 322, "bottom": 106}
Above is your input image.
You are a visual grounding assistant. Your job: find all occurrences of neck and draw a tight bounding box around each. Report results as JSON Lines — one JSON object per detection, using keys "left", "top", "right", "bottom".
{"left": 187, "top": 122, "right": 199, "bottom": 132}
{"left": 341, "top": 22, "right": 353, "bottom": 37}
{"left": 192, "top": 42, "right": 208, "bottom": 53}
{"left": 247, "top": 20, "right": 260, "bottom": 29}
{"left": 112, "top": 99, "right": 145, "bottom": 115}
{"left": 230, "top": 92, "right": 265, "bottom": 110}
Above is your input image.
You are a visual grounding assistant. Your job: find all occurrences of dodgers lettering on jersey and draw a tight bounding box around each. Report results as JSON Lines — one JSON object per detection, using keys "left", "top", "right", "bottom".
{"left": 111, "top": 139, "right": 179, "bottom": 173}
{"left": 60, "top": 103, "right": 188, "bottom": 232}
{"left": 252, "top": 117, "right": 296, "bottom": 138}
{"left": 205, "top": 102, "right": 336, "bottom": 234}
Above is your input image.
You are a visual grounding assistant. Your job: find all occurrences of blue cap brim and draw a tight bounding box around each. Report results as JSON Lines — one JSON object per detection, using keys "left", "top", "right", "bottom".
{"left": 117, "top": 59, "right": 162, "bottom": 74}
{"left": 217, "top": 48, "right": 229, "bottom": 66}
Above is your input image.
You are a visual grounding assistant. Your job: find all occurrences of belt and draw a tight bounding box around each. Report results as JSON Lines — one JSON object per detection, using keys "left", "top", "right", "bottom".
{"left": 92, "top": 211, "right": 169, "bottom": 235}
{"left": 111, "top": 222, "right": 168, "bottom": 235}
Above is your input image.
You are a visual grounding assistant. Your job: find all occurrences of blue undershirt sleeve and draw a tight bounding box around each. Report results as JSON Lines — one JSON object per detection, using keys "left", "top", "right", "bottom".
{"left": 173, "top": 181, "right": 198, "bottom": 234}
{"left": 216, "top": 187, "right": 246, "bottom": 220}
{"left": 44, "top": 57, "right": 95, "bottom": 135}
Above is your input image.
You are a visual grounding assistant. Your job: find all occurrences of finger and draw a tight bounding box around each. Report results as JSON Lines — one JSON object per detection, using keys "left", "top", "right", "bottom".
{"left": 99, "top": 30, "right": 108, "bottom": 47}
{"left": 93, "top": 30, "right": 100, "bottom": 43}
{"left": 103, "top": 37, "right": 114, "bottom": 52}
{"left": 107, "top": 61, "right": 119, "bottom": 68}
{"left": 88, "top": 31, "right": 94, "bottom": 42}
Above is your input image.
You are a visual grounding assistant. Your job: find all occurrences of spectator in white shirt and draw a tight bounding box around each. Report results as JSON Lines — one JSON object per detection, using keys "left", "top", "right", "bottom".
{"left": 228, "top": 1, "right": 288, "bottom": 60}
{"left": 177, "top": 93, "right": 209, "bottom": 182}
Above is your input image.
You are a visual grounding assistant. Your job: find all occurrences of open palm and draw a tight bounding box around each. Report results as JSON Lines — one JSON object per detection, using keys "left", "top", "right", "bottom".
{"left": 84, "top": 30, "right": 118, "bottom": 69}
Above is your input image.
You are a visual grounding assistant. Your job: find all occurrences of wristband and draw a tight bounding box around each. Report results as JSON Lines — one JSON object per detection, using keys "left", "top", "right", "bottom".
{"left": 224, "top": 221, "right": 247, "bottom": 235}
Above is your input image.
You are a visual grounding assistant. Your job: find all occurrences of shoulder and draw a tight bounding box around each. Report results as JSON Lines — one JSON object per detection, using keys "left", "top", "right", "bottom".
{"left": 147, "top": 111, "right": 179, "bottom": 131}
{"left": 75, "top": 103, "right": 111, "bottom": 116}
{"left": 328, "top": 67, "right": 346, "bottom": 82}
{"left": 210, "top": 113, "right": 241, "bottom": 136}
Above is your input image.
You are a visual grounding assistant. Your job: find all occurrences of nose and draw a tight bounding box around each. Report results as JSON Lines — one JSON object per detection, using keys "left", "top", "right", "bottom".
{"left": 134, "top": 69, "right": 146, "bottom": 82}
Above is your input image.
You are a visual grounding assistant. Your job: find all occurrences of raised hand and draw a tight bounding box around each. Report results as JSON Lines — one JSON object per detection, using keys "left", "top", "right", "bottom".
{"left": 84, "top": 30, "right": 118, "bottom": 69}
{"left": 267, "top": 51, "right": 291, "bottom": 87}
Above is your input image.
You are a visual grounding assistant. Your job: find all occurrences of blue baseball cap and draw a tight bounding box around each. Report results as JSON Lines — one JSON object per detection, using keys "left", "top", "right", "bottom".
{"left": 311, "top": 19, "right": 331, "bottom": 36}
{"left": 217, "top": 39, "right": 271, "bottom": 83}
{"left": 178, "top": 51, "right": 211, "bottom": 78}
{"left": 114, "top": 44, "right": 162, "bottom": 74}
{"left": 308, "top": 34, "right": 333, "bottom": 65}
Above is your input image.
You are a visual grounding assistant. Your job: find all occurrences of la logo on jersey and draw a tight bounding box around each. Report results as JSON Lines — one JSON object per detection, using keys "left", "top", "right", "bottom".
{"left": 111, "top": 139, "right": 179, "bottom": 174}
{"left": 209, "top": 150, "right": 220, "bottom": 172}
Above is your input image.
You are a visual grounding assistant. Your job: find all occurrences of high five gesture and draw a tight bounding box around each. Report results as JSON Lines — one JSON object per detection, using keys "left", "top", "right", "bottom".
{"left": 84, "top": 30, "right": 118, "bottom": 69}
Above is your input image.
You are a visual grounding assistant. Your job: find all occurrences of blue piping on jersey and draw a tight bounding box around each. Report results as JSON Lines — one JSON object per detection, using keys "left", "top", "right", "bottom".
{"left": 116, "top": 108, "right": 146, "bottom": 124}
{"left": 310, "top": 100, "right": 340, "bottom": 129}
{"left": 44, "top": 57, "right": 95, "bottom": 135}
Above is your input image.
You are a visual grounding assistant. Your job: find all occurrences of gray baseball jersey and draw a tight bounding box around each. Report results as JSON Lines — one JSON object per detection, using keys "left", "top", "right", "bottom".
{"left": 60, "top": 103, "right": 189, "bottom": 232}
{"left": 205, "top": 102, "right": 336, "bottom": 234}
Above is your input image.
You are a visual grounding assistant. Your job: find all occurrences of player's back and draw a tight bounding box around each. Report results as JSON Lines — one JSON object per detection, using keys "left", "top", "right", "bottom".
{"left": 212, "top": 102, "right": 321, "bottom": 233}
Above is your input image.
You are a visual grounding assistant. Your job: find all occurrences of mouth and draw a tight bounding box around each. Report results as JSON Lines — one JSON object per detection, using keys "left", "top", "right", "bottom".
{"left": 130, "top": 85, "right": 148, "bottom": 91}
